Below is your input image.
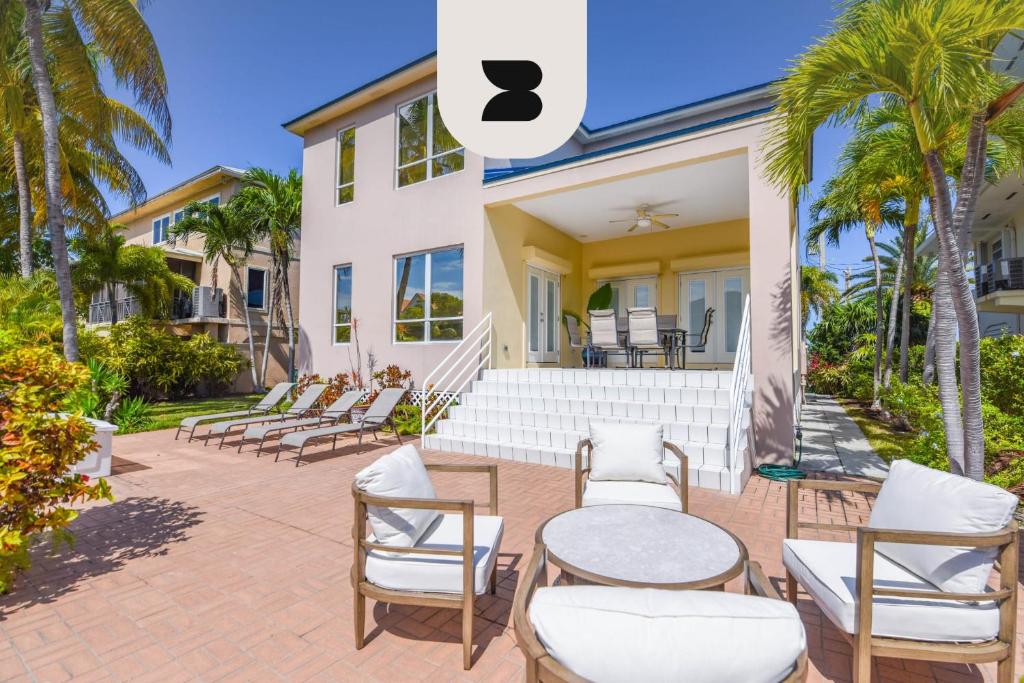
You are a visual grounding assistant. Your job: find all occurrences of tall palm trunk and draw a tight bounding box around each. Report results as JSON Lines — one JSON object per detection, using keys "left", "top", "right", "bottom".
{"left": 280, "top": 267, "right": 295, "bottom": 381}
{"left": 230, "top": 265, "right": 259, "bottom": 388}
{"left": 108, "top": 283, "right": 119, "bottom": 325}
{"left": 23, "top": 0, "right": 79, "bottom": 361}
{"left": 931, "top": 266, "right": 965, "bottom": 475}
{"left": 259, "top": 257, "right": 277, "bottom": 388}
{"left": 922, "top": 295, "right": 936, "bottom": 385}
{"left": 898, "top": 200, "right": 919, "bottom": 383}
{"left": 866, "top": 225, "right": 883, "bottom": 410}
{"left": 882, "top": 246, "right": 904, "bottom": 390}
{"left": 12, "top": 132, "right": 33, "bottom": 278}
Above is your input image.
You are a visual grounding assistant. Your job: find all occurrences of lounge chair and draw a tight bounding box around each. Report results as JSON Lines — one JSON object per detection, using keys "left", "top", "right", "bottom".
{"left": 513, "top": 549, "right": 807, "bottom": 682}
{"left": 206, "top": 384, "right": 328, "bottom": 448}
{"left": 237, "top": 389, "right": 366, "bottom": 456}
{"left": 174, "top": 382, "right": 293, "bottom": 442}
{"left": 352, "top": 444, "right": 502, "bottom": 670}
{"left": 276, "top": 387, "right": 406, "bottom": 466}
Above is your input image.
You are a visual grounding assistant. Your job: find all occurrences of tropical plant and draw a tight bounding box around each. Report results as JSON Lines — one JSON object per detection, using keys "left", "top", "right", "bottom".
{"left": 799, "top": 265, "right": 839, "bottom": 332}
{"left": 171, "top": 200, "right": 260, "bottom": 387}
{"left": 110, "top": 396, "right": 151, "bottom": 433}
{"left": 71, "top": 223, "right": 193, "bottom": 324}
{"left": 0, "top": 271, "right": 62, "bottom": 346}
{"left": 232, "top": 168, "right": 302, "bottom": 384}
{"left": 586, "top": 283, "right": 614, "bottom": 312}
{"left": 763, "top": 0, "right": 1024, "bottom": 480}
{"left": 0, "top": 343, "right": 113, "bottom": 593}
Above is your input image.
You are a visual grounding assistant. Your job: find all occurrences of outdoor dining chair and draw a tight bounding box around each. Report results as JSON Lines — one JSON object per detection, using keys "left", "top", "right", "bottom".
{"left": 626, "top": 306, "right": 666, "bottom": 368}
{"left": 588, "top": 309, "right": 631, "bottom": 367}
{"left": 276, "top": 387, "right": 407, "bottom": 466}
{"left": 783, "top": 459, "right": 1019, "bottom": 682}
{"left": 174, "top": 382, "right": 293, "bottom": 442}
{"left": 563, "top": 314, "right": 589, "bottom": 368}
{"left": 205, "top": 383, "right": 328, "bottom": 448}
{"left": 679, "top": 307, "right": 714, "bottom": 369}
{"left": 513, "top": 548, "right": 808, "bottom": 682}
{"left": 236, "top": 389, "right": 366, "bottom": 456}
{"left": 574, "top": 423, "right": 688, "bottom": 512}
{"left": 351, "top": 444, "right": 503, "bottom": 670}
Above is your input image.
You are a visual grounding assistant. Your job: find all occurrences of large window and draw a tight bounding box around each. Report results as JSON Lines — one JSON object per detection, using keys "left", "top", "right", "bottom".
{"left": 246, "top": 267, "right": 266, "bottom": 310}
{"left": 396, "top": 92, "right": 464, "bottom": 188}
{"left": 394, "top": 246, "right": 464, "bottom": 342}
{"left": 336, "top": 127, "right": 355, "bottom": 205}
{"left": 152, "top": 215, "right": 170, "bottom": 244}
{"left": 333, "top": 265, "right": 353, "bottom": 344}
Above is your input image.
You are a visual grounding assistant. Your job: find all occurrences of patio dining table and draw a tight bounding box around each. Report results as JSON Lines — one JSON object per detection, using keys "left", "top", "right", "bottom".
{"left": 588, "top": 321, "right": 688, "bottom": 369}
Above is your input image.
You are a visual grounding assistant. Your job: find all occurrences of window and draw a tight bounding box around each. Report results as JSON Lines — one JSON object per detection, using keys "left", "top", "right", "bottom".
{"left": 246, "top": 267, "right": 266, "bottom": 309}
{"left": 152, "top": 215, "right": 170, "bottom": 244}
{"left": 394, "top": 246, "right": 464, "bottom": 342}
{"left": 992, "top": 238, "right": 1003, "bottom": 262}
{"left": 336, "top": 127, "right": 355, "bottom": 205}
{"left": 333, "top": 265, "right": 353, "bottom": 344}
{"left": 396, "top": 92, "right": 464, "bottom": 187}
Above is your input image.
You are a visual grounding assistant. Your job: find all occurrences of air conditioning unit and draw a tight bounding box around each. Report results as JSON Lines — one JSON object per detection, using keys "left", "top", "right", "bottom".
{"left": 192, "top": 286, "right": 223, "bottom": 318}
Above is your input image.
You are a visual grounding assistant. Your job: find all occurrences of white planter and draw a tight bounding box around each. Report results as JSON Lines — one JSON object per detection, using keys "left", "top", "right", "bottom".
{"left": 71, "top": 417, "right": 118, "bottom": 478}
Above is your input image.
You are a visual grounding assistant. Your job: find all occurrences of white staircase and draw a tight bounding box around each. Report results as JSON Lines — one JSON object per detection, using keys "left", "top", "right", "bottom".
{"left": 423, "top": 367, "right": 737, "bottom": 491}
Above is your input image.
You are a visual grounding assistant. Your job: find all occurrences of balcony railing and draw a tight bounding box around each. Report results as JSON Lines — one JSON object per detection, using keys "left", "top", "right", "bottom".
{"left": 87, "top": 287, "right": 225, "bottom": 325}
{"left": 87, "top": 297, "right": 142, "bottom": 324}
{"left": 975, "top": 256, "right": 1024, "bottom": 297}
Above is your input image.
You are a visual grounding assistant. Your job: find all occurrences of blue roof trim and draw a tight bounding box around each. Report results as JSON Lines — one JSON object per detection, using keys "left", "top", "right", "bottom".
{"left": 578, "top": 81, "right": 778, "bottom": 136}
{"left": 482, "top": 106, "right": 774, "bottom": 185}
{"left": 282, "top": 52, "right": 437, "bottom": 129}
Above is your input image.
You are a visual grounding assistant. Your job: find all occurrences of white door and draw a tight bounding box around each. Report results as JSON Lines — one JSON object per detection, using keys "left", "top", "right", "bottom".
{"left": 527, "top": 266, "right": 560, "bottom": 364}
{"left": 606, "top": 276, "right": 657, "bottom": 319}
{"left": 678, "top": 268, "right": 749, "bottom": 364}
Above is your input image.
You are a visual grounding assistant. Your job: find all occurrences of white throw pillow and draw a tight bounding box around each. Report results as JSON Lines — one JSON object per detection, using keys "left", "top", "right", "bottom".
{"left": 354, "top": 444, "right": 439, "bottom": 548}
{"left": 869, "top": 459, "right": 1018, "bottom": 594}
{"left": 588, "top": 422, "right": 667, "bottom": 484}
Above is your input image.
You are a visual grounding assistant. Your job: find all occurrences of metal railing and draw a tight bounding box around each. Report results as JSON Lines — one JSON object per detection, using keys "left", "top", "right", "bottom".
{"left": 420, "top": 312, "right": 493, "bottom": 440}
{"left": 87, "top": 296, "right": 141, "bottom": 324}
{"left": 726, "top": 295, "right": 752, "bottom": 495}
{"left": 975, "top": 256, "right": 1024, "bottom": 297}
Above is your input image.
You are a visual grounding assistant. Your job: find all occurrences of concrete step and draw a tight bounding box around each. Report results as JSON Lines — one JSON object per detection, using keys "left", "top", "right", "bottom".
{"left": 471, "top": 380, "right": 730, "bottom": 407}
{"left": 451, "top": 403, "right": 729, "bottom": 433}
{"left": 481, "top": 368, "right": 732, "bottom": 390}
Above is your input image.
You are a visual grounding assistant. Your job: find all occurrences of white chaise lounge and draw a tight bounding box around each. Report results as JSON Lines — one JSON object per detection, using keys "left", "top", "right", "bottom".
{"left": 205, "top": 384, "right": 328, "bottom": 448}
{"left": 174, "top": 382, "right": 293, "bottom": 442}
{"left": 237, "top": 389, "right": 365, "bottom": 456}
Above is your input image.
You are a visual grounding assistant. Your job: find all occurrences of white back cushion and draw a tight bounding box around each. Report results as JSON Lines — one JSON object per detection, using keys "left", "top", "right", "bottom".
{"left": 588, "top": 422, "right": 667, "bottom": 484}
{"left": 354, "top": 444, "right": 439, "bottom": 548}
{"left": 530, "top": 586, "right": 805, "bottom": 683}
{"left": 869, "top": 459, "right": 1018, "bottom": 594}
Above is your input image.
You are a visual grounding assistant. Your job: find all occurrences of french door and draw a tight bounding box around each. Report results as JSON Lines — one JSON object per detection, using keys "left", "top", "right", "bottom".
{"left": 606, "top": 276, "right": 657, "bottom": 319}
{"left": 527, "top": 266, "right": 560, "bottom": 363}
{"left": 677, "top": 268, "right": 749, "bottom": 364}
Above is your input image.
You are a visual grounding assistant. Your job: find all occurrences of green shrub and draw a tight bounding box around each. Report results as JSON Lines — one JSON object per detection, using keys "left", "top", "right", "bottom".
{"left": 806, "top": 356, "right": 848, "bottom": 395}
{"left": 183, "top": 334, "right": 246, "bottom": 397}
{"left": 112, "top": 397, "right": 153, "bottom": 434}
{"left": 0, "top": 344, "right": 113, "bottom": 593}
{"left": 979, "top": 335, "right": 1024, "bottom": 418}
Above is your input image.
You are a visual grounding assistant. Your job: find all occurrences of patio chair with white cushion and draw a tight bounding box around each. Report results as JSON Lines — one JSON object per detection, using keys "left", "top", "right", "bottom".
{"left": 588, "top": 309, "right": 631, "bottom": 367}
{"left": 205, "top": 384, "right": 328, "bottom": 448}
{"left": 513, "top": 546, "right": 808, "bottom": 683}
{"left": 352, "top": 445, "right": 503, "bottom": 670}
{"left": 626, "top": 306, "right": 665, "bottom": 368}
{"left": 783, "top": 459, "right": 1019, "bottom": 682}
{"left": 236, "top": 389, "right": 366, "bottom": 456}
{"left": 574, "top": 423, "right": 688, "bottom": 512}
{"left": 276, "top": 387, "right": 406, "bottom": 466}
{"left": 174, "top": 382, "right": 293, "bottom": 442}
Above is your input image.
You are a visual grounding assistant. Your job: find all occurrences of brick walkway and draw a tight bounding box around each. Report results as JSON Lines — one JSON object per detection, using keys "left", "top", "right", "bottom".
{"left": 0, "top": 428, "right": 1019, "bottom": 682}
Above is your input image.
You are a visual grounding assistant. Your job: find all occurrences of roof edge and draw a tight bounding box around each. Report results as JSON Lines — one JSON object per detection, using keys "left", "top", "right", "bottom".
{"left": 109, "top": 165, "right": 244, "bottom": 222}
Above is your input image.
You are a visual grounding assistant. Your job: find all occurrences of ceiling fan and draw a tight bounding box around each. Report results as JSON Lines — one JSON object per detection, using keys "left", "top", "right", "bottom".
{"left": 609, "top": 204, "right": 679, "bottom": 233}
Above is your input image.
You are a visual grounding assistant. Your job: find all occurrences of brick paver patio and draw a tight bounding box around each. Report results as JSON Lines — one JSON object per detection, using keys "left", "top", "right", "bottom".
{"left": 0, "top": 428, "right": 1020, "bottom": 682}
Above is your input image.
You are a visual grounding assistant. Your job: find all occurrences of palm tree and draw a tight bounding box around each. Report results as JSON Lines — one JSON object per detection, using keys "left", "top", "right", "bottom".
{"left": 171, "top": 201, "right": 260, "bottom": 388}
{"left": 763, "top": 0, "right": 1024, "bottom": 481}
{"left": 71, "top": 223, "right": 193, "bottom": 324}
{"left": 18, "top": 0, "right": 171, "bottom": 361}
{"left": 799, "top": 265, "right": 839, "bottom": 333}
{"left": 233, "top": 168, "right": 302, "bottom": 384}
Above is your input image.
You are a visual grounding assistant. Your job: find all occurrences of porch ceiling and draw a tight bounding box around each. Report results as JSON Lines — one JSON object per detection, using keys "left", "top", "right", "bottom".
{"left": 510, "top": 153, "right": 749, "bottom": 242}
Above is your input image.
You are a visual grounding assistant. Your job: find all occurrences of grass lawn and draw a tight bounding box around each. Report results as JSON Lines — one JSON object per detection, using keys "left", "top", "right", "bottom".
{"left": 141, "top": 394, "right": 264, "bottom": 433}
{"left": 837, "top": 399, "right": 917, "bottom": 464}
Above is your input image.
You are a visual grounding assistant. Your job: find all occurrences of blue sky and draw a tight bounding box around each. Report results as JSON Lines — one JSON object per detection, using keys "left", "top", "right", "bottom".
{"left": 113, "top": 0, "right": 873, "bottom": 277}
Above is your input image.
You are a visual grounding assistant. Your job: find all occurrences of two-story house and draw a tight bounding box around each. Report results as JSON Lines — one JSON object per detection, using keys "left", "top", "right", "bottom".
{"left": 95, "top": 165, "right": 300, "bottom": 392}
{"left": 284, "top": 54, "right": 801, "bottom": 493}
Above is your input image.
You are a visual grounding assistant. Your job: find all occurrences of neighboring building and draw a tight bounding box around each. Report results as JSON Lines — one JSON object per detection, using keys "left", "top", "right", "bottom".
{"left": 285, "top": 54, "right": 801, "bottom": 491}
{"left": 94, "top": 165, "right": 300, "bottom": 392}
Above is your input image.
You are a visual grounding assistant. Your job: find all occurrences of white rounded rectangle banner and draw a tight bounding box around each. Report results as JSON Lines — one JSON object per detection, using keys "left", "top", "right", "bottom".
{"left": 437, "top": 0, "right": 587, "bottom": 159}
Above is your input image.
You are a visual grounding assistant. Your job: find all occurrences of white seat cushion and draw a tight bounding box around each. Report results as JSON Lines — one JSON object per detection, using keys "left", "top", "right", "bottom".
{"left": 783, "top": 539, "right": 999, "bottom": 642}
{"left": 589, "top": 422, "right": 667, "bottom": 484}
{"left": 582, "top": 480, "right": 681, "bottom": 511}
{"left": 529, "top": 586, "right": 805, "bottom": 683}
{"left": 354, "top": 445, "right": 439, "bottom": 548}
{"left": 868, "top": 459, "right": 1018, "bottom": 594}
{"left": 365, "top": 514, "right": 503, "bottom": 595}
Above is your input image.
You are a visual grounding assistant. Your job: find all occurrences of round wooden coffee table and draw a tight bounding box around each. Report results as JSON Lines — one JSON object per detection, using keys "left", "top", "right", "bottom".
{"left": 537, "top": 505, "right": 748, "bottom": 589}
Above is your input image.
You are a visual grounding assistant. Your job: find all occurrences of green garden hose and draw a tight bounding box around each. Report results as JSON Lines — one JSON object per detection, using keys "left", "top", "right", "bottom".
{"left": 756, "top": 426, "right": 807, "bottom": 481}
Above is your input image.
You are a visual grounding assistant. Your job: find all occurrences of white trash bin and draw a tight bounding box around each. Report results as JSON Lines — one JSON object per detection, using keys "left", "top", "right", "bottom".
{"left": 71, "top": 417, "right": 119, "bottom": 478}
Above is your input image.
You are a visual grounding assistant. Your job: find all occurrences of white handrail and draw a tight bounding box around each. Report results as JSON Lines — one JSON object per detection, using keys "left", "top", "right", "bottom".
{"left": 421, "top": 312, "right": 493, "bottom": 440}
{"left": 727, "top": 295, "right": 752, "bottom": 495}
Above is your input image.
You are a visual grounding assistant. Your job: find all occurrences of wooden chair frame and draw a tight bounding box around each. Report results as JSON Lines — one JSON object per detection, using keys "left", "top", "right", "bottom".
{"left": 352, "top": 463, "right": 499, "bottom": 670}
{"left": 574, "top": 438, "right": 688, "bottom": 513}
{"left": 512, "top": 544, "right": 808, "bottom": 683}
{"left": 785, "top": 478, "right": 1019, "bottom": 683}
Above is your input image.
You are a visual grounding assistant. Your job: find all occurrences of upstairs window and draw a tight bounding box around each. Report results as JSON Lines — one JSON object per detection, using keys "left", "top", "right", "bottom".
{"left": 396, "top": 92, "right": 464, "bottom": 188}
{"left": 394, "top": 246, "right": 464, "bottom": 342}
{"left": 152, "top": 215, "right": 170, "bottom": 244}
{"left": 337, "top": 127, "right": 355, "bottom": 205}
{"left": 246, "top": 267, "right": 266, "bottom": 310}
{"left": 333, "top": 264, "right": 353, "bottom": 344}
